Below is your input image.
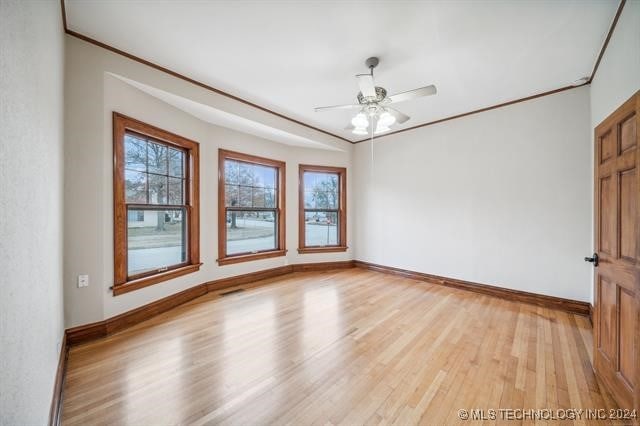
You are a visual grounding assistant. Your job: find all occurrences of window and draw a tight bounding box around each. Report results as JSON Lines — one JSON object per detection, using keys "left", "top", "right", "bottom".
{"left": 298, "top": 165, "right": 347, "bottom": 253}
{"left": 128, "top": 210, "right": 145, "bottom": 222}
{"left": 113, "top": 113, "right": 200, "bottom": 295}
{"left": 218, "top": 149, "right": 286, "bottom": 265}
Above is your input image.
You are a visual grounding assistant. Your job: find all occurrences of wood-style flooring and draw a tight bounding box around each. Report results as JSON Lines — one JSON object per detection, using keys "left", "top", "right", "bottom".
{"left": 61, "top": 268, "right": 618, "bottom": 425}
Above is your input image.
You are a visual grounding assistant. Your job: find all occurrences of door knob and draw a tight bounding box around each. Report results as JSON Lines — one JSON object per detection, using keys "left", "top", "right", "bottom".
{"left": 584, "top": 253, "right": 599, "bottom": 267}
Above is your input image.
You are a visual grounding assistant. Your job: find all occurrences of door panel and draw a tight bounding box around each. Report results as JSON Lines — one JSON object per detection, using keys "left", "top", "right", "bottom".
{"left": 600, "top": 130, "right": 616, "bottom": 164}
{"left": 593, "top": 91, "right": 639, "bottom": 414}
{"left": 621, "top": 113, "right": 637, "bottom": 154}
{"left": 620, "top": 288, "right": 635, "bottom": 388}
{"left": 620, "top": 167, "right": 637, "bottom": 261}
{"left": 599, "top": 175, "right": 616, "bottom": 256}
{"left": 598, "top": 277, "right": 617, "bottom": 361}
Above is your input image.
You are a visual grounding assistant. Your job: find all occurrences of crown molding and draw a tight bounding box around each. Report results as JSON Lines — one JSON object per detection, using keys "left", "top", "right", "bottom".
{"left": 588, "top": 0, "right": 626, "bottom": 83}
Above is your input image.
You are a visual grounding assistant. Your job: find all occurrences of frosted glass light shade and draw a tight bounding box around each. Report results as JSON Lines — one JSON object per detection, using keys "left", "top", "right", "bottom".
{"left": 378, "top": 111, "right": 396, "bottom": 127}
{"left": 351, "top": 112, "right": 369, "bottom": 128}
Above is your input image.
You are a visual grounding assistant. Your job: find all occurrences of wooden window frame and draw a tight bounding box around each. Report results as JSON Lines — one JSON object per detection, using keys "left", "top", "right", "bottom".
{"left": 217, "top": 149, "right": 286, "bottom": 265}
{"left": 113, "top": 112, "right": 200, "bottom": 296}
{"left": 298, "top": 164, "right": 347, "bottom": 253}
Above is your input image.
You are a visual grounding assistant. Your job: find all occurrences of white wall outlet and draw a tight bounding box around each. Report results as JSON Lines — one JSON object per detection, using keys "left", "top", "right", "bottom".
{"left": 78, "top": 274, "right": 89, "bottom": 288}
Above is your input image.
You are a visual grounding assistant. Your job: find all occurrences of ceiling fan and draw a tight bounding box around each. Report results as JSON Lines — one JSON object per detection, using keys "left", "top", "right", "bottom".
{"left": 314, "top": 57, "right": 437, "bottom": 136}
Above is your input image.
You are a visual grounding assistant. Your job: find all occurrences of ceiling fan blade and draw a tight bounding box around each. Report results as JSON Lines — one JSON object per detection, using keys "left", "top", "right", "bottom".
{"left": 356, "top": 74, "right": 376, "bottom": 98}
{"left": 388, "top": 85, "right": 437, "bottom": 104}
{"left": 386, "top": 107, "right": 410, "bottom": 124}
{"left": 314, "top": 103, "right": 362, "bottom": 112}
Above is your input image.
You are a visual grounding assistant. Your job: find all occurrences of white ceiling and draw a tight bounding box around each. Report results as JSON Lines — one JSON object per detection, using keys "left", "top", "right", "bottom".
{"left": 66, "top": 0, "right": 619, "bottom": 142}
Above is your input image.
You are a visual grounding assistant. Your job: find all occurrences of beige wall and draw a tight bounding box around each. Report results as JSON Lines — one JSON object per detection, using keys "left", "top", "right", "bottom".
{"left": 64, "top": 37, "right": 352, "bottom": 327}
{"left": 353, "top": 86, "right": 593, "bottom": 302}
{"left": 0, "top": 1, "right": 65, "bottom": 424}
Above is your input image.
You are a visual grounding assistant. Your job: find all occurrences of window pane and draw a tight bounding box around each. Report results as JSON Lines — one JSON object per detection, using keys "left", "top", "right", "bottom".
{"left": 303, "top": 172, "right": 339, "bottom": 209}
{"left": 225, "top": 184, "right": 239, "bottom": 207}
{"left": 127, "top": 208, "right": 187, "bottom": 276}
{"left": 252, "top": 186, "right": 266, "bottom": 207}
{"left": 325, "top": 191, "right": 339, "bottom": 209}
{"left": 304, "top": 190, "right": 338, "bottom": 209}
{"left": 310, "top": 190, "right": 328, "bottom": 209}
{"left": 264, "top": 188, "right": 276, "bottom": 208}
{"left": 226, "top": 210, "right": 276, "bottom": 255}
{"left": 124, "top": 135, "right": 147, "bottom": 172}
{"left": 238, "top": 162, "right": 254, "bottom": 185}
{"left": 128, "top": 210, "right": 144, "bottom": 222}
{"left": 147, "top": 142, "right": 168, "bottom": 174}
{"left": 250, "top": 165, "right": 264, "bottom": 188}
{"left": 148, "top": 174, "right": 167, "bottom": 204}
{"left": 238, "top": 185, "right": 252, "bottom": 207}
{"left": 303, "top": 172, "right": 317, "bottom": 189}
{"left": 224, "top": 159, "right": 239, "bottom": 184}
{"left": 125, "top": 170, "right": 147, "bottom": 203}
{"left": 224, "top": 160, "right": 278, "bottom": 209}
{"left": 304, "top": 191, "right": 315, "bottom": 209}
{"left": 168, "top": 148, "right": 184, "bottom": 177}
{"left": 168, "top": 177, "right": 183, "bottom": 205}
{"left": 304, "top": 211, "right": 338, "bottom": 246}
{"left": 255, "top": 165, "right": 276, "bottom": 188}
{"left": 304, "top": 172, "right": 338, "bottom": 191}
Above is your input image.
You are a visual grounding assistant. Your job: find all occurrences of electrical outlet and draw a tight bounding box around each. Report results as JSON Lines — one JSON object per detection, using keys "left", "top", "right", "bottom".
{"left": 78, "top": 274, "right": 89, "bottom": 288}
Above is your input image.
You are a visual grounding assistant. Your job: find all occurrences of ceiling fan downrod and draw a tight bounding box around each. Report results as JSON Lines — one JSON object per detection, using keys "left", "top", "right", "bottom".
{"left": 364, "top": 57, "right": 379, "bottom": 74}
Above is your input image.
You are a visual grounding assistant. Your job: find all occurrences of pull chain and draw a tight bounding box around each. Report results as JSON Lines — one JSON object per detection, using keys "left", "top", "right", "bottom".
{"left": 370, "top": 116, "right": 375, "bottom": 180}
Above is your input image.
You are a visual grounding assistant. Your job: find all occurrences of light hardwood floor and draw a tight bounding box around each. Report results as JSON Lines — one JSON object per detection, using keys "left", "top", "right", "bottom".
{"left": 61, "top": 268, "right": 618, "bottom": 425}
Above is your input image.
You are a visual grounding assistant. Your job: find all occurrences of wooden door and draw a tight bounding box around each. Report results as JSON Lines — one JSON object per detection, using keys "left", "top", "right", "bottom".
{"left": 593, "top": 91, "right": 639, "bottom": 412}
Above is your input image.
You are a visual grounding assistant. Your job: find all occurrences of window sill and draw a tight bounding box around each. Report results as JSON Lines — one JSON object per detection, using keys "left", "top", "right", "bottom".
{"left": 217, "top": 249, "right": 287, "bottom": 266}
{"left": 113, "top": 263, "right": 202, "bottom": 296}
{"left": 297, "top": 246, "right": 348, "bottom": 254}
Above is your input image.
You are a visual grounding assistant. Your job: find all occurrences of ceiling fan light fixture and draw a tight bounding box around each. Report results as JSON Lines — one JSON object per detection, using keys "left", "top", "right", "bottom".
{"left": 351, "top": 112, "right": 369, "bottom": 128}
{"left": 366, "top": 105, "right": 379, "bottom": 117}
{"left": 378, "top": 111, "right": 396, "bottom": 127}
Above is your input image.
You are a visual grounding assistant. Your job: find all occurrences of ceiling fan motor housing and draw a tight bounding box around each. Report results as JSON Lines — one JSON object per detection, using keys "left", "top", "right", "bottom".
{"left": 357, "top": 87, "right": 387, "bottom": 104}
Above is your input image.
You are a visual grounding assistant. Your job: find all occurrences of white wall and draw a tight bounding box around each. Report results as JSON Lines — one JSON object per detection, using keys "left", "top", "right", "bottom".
{"left": 65, "top": 37, "right": 353, "bottom": 327}
{"left": 0, "top": 1, "right": 65, "bottom": 424}
{"left": 354, "top": 86, "right": 593, "bottom": 302}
